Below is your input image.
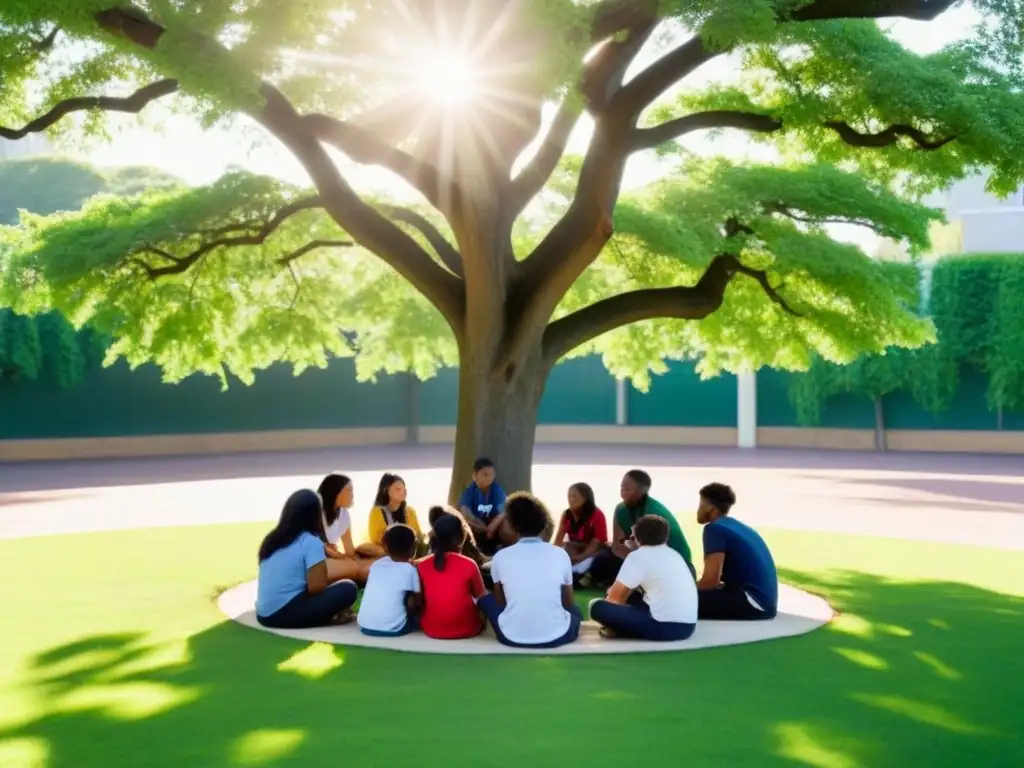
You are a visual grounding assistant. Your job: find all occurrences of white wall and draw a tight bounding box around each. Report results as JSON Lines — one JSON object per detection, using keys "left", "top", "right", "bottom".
{"left": 935, "top": 173, "right": 1024, "bottom": 254}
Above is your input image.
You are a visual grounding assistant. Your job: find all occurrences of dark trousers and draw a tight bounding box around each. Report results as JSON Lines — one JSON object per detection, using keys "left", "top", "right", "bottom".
{"left": 257, "top": 580, "right": 358, "bottom": 629}
{"left": 698, "top": 584, "right": 776, "bottom": 620}
{"left": 588, "top": 548, "right": 624, "bottom": 589}
{"left": 360, "top": 614, "right": 420, "bottom": 637}
{"left": 589, "top": 597, "right": 695, "bottom": 641}
{"left": 477, "top": 594, "right": 583, "bottom": 649}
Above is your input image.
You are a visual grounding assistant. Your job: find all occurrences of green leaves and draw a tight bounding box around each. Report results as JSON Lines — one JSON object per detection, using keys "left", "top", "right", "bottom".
{"left": 651, "top": 17, "right": 1024, "bottom": 196}
{"left": 790, "top": 254, "right": 1024, "bottom": 423}
{"left": 0, "top": 170, "right": 455, "bottom": 387}
{"left": 560, "top": 159, "right": 937, "bottom": 387}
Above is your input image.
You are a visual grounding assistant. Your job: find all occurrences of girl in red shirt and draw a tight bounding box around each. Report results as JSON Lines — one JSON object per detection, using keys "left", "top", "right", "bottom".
{"left": 417, "top": 510, "right": 487, "bottom": 639}
{"left": 554, "top": 482, "right": 609, "bottom": 588}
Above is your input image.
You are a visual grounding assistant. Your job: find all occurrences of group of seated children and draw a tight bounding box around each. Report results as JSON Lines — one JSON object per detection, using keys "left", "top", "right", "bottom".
{"left": 254, "top": 458, "right": 778, "bottom": 647}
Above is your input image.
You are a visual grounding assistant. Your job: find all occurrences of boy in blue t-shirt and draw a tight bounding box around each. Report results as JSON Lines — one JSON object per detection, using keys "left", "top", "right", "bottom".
{"left": 458, "top": 457, "right": 509, "bottom": 557}
{"left": 695, "top": 482, "right": 778, "bottom": 620}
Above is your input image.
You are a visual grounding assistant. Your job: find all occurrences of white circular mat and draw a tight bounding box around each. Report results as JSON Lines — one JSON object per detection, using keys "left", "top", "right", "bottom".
{"left": 219, "top": 580, "right": 833, "bottom": 655}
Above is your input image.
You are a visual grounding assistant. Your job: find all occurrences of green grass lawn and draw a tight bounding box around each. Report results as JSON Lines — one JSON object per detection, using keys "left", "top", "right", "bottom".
{"left": 0, "top": 523, "right": 1021, "bottom": 768}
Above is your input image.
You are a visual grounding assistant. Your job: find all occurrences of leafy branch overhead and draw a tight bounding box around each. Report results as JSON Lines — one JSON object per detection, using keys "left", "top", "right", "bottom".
{"left": 1, "top": 0, "right": 1023, "bottom": 390}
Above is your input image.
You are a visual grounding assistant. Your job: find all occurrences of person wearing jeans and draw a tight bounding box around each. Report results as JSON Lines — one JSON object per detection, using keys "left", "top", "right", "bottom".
{"left": 259, "top": 580, "right": 359, "bottom": 629}
{"left": 256, "top": 488, "right": 359, "bottom": 629}
{"left": 589, "top": 515, "right": 697, "bottom": 642}
{"left": 477, "top": 491, "right": 583, "bottom": 649}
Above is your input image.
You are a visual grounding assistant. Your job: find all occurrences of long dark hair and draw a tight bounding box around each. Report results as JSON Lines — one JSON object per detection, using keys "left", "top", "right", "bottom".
{"left": 317, "top": 472, "right": 351, "bottom": 527}
{"left": 258, "top": 489, "right": 325, "bottom": 562}
{"left": 374, "top": 472, "right": 407, "bottom": 525}
{"left": 565, "top": 482, "right": 597, "bottom": 535}
{"left": 429, "top": 512, "right": 466, "bottom": 572}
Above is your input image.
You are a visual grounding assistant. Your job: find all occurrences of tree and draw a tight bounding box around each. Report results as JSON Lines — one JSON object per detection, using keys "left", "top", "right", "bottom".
{"left": 0, "top": 157, "right": 179, "bottom": 383}
{"left": 2, "top": 1, "right": 1024, "bottom": 496}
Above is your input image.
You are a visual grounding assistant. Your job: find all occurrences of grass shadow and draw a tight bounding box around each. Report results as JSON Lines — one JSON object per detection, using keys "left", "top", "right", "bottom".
{"left": 2, "top": 570, "right": 1022, "bottom": 767}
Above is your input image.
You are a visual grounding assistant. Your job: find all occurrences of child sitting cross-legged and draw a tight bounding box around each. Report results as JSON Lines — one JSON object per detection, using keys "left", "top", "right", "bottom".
{"left": 357, "top": 524, "right": 422, "bottom": 637}
{"left": 417, "top": 510, "right": 488, "bottom": 639}
{"left": 589, "top": 515, "right": 697, "bottom": 642}
{"left": 477, "top": 492, "right": 583, "bottom": 649}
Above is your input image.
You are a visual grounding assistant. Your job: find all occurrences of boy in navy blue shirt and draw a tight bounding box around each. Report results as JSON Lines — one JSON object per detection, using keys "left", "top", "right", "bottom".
{"left": 695, "top": 482, "right": 778, "bottom": 620}
{"left": 458, "top": 457, "right": 509, "bottom": 557}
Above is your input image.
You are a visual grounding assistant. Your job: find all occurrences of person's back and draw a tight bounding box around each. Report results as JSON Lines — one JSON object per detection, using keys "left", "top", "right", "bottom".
{"left": 706, "top": 516, "right": 777, "bottom": 614}
{"left": 490, "top": 537, "right": 573, "bottom": 645}
{"left": 357, "top": 525, "right": 421, "bottom": 635}
{"left": 621, "top": 544, "right": 697, "bottom": 624}
{"left": 257, "top": 531, "right": 323, "bottom": 618}
{"left": 417, "top": 552, "right": 485, "bottom": 639}
{"left": 589, "top": 515, "right": 696, "bottom": 642}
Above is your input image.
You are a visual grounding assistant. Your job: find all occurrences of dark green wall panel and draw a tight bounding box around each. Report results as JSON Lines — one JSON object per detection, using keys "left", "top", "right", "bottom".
{"left": 756, "top": 369, "right": 876, "bottom": 429}
{"left": 883, "top": 368, "right": 997, "bottom": 430}
{"left": 539, "top": 357, "right": 617, "bottom": 424}
{"left": 418, "top": 368, "right": 459, "bottom": 426}
{"left": 628, "top": 361, "right": 737, "bottom": 427}
{"left": 0, "top": 359, "right": 408, "bottom": 439}
{"left": 1003, "top": 408, "right": 1024, "bottom": 431}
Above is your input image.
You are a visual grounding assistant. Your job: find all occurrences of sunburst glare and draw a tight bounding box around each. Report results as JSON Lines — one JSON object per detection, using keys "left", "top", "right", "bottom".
{"left": 412, "top": 49, "right": 478, "bottom": 107}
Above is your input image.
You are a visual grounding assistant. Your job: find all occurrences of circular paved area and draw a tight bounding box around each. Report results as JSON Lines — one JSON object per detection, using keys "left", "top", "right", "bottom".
{"left": 1, "top": 444, "right": 1022, "bottom": 548}
{"left": 219, "top": 580, "right": 832, "bottom": 655}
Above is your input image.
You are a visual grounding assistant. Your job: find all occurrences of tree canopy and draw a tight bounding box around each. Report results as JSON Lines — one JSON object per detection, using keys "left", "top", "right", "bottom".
{"left": 790, "top": 254, "right": 1024, "bottom": 423}
{"left": 2, "top": 1, "right": 1024, "bottom": 489}
{"left": 0, "top": 157, "right": 180, "bottom": 385}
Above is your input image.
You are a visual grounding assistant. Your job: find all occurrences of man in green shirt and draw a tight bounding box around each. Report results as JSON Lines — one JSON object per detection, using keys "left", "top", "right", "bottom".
{"left": 612, "top": 469, "right": 694, "bottom": 574}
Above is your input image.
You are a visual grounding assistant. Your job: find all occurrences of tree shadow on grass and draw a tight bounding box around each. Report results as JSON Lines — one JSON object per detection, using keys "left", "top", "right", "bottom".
{"left": 2, "top": 573, "right": 1022, "bottom": 768}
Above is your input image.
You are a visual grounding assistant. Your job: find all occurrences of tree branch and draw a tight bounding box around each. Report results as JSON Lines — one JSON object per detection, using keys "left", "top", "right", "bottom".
{"left": 254, "top": 85, "right": 463, "bottom": 323}
{"left": 0, "top": 79, "right": 179, "bottom": 141}
{"left": 276, "top": 239, "right": 353, "bottom": 266}
{"left": 508, "top": 100, "right": 582, "bottom": 217}
{"left": 302, "top": 113, "right": 458, "bottom": 212}
{"left": 789, "top": 0, "right": 959, "bottom": 23}
{"left": 631, "top": 110, "right": 954, "bottom": 152}
{"left": 632, "top": 110, "right": 783, "bottom": 149}
{"left": 616, "top": 0, "right": 959, "bottom": 116}
{"left": 32, "top": 26, "right": 60, "bottom": 52}
{"left": 823, "top": 120, "right": 954, "bottom": 150}
{"left": 541, "top": 253, "right": 796, "bottom": 363}
{"left": 133, "top": 196, "right": 327, "bottom": 278}
{"left": 380, "top": 205, "right": 463, "bottom": 278}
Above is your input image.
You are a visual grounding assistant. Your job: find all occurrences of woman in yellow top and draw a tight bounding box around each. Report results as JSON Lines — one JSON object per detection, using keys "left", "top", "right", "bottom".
{"left": 356, "top": 473, "right": 426, "bottom": 558}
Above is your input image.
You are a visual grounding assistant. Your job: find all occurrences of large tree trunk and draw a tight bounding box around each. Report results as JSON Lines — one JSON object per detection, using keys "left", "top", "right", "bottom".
{"left": 447, "top": 346, "right": 548, "bottom": 503}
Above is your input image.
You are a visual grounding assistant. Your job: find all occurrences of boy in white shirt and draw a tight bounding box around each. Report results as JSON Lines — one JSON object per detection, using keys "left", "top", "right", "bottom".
{"left": 589, "top": 515, "right": 697, "bottom": 641}
{"left": 477, "top": 492, "right": 583, "bottom": 648}
{"left": 357, "top": 524, "right": 422, "bottom": 636}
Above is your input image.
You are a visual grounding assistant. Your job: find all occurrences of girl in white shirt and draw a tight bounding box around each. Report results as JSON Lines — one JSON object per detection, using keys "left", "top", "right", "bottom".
{"left": 317, "top": 472, "right": 373, "bottom": 584}
{"left": 589, "top": 515, "right": 697, "bottom": 642}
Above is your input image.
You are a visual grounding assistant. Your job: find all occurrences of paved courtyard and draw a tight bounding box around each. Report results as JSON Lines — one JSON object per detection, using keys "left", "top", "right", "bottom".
{"left": 1, "top": 444, "right": 1022, "bottom": 549}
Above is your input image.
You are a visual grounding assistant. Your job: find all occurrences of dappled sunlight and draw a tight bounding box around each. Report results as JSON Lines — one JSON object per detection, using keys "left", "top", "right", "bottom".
{"left": 832, "top": 647, "right": 889, "bottom": 671}
{"left": 851, "top": 693, "right": 996, "bottom": 736}
{"left": 2, "top": 525, "right": 1022, "bottom": 766}
{"left": 56, "top": 681, "right": 200, "bottom": 721}
{"left": 874, "top": 624, "right": 912, "bottom": 638}
{"left": 913, "top": 652, "right": 962, "bottom": 681}
{"left": 275, "top": 642, "right": 345, "bottom": 680}
{"left": 0, "top": 736, "right": 48, "bottom": 768}
{"left": 929, "top": 618, "right": 951, "bottom": 629}
{"left": 774, "top": 722, "right": 858, "bottom": 768}
{"left": 828, "top": 613, "right": 874, "bottom": 639}
{"left": 230, "top": 728, "right": 306, "bottom": 766}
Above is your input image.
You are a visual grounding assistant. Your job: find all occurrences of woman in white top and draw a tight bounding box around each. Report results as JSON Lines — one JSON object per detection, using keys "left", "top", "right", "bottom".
{"left": 317, "top": 473, "right": 373, "bottom": 584}
{"left": 589, "top": 515, "right": 697, "bottom": 642}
